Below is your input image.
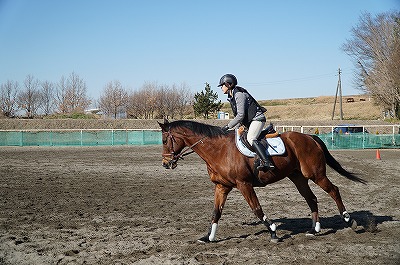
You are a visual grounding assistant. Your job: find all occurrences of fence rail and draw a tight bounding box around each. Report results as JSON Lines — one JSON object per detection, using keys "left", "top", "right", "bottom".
{"left": 0, "top": 125, "right": 399, "bottom": 149}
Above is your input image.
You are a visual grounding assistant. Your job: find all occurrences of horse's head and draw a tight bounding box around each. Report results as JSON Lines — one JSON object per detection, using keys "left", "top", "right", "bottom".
{"left": 158, "top": 119, "right": 186, "bottom": 169}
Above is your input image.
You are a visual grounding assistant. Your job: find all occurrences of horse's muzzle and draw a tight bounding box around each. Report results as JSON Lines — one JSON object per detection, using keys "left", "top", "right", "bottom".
{"left": 162, "top": 157, "right": 177, "bottom": 169}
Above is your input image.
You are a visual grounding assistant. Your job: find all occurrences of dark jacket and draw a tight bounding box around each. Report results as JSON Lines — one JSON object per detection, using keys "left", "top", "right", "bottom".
{"left": 227, "top": 86, "right": 266, "bottom": 128}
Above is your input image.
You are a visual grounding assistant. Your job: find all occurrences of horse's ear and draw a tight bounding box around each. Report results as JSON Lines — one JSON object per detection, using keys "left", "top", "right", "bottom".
{"left": 158, "top": 118, "right": 169, "bottom": 131}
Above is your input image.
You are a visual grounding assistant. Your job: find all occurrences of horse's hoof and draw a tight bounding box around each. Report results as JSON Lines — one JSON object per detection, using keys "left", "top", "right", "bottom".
{"left": 305, "top": 230, "right": 316, "bottom": 237}
{"left": 197, "top": 235, "right": 211, "bottom": 243}
{"left": 350, "top": 219, "right": 357, "bottom": 230}
{"left": 269, "top": 233, "right": 280, "bottom": 243}
{"left": 270, "top": 237, "right": 279, "bottom": 243}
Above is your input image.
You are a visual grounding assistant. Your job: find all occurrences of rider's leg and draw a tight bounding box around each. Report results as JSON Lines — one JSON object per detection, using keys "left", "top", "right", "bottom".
{"left": 246, "top": 120, "right": 265, "bottom": 144}
{"left": 252, "top": 140, "right": 275, "bottom": 170}
{"left": 247, "top": 121, "right": 274, "bottom": 171}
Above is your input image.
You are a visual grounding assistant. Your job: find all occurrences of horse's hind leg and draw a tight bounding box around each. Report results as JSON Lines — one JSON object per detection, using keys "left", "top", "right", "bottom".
{"left": 313, "top": 174, "right": 357, "bottom": 229}
{"left": 289, "top": 172, "right": 321, "bottom": 235}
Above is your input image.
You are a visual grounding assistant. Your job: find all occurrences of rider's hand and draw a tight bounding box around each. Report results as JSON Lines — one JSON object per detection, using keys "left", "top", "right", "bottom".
{"left": 221, "top": 125, "right": 229, "bottom": 133}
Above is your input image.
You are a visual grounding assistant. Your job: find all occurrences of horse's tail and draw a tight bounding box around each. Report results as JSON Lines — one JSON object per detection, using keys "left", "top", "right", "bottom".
{"left": 310, "top": 135, "right": 367, "bottom": 184}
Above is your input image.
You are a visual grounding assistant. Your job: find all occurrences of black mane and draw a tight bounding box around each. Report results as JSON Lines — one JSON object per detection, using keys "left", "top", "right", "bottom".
{"left": 168, "top": 120, "right": 227, "bottom": 138}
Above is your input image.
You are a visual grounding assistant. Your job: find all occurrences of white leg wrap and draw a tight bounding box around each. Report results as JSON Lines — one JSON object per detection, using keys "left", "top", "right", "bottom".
{"left": 263, "top": 215, "right": 276, "bottom": 231}
{"left": 342, "top": 211, "right": 350, "bottom": 222}
{"left": 315, "top": 221, "right": 321, "bottom": 233}
{"left": 263, "top": 215, "right": 268, "bottom": 222}
{"left": 208, "top": 223, "right": 218, "bottom": 242}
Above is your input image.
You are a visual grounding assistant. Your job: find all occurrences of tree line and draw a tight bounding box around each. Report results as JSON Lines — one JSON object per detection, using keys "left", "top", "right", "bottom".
{"left": 0, "top": 72, "right": 223, "bottom": 119}
{"left": 0, "top": 72, "right": 91, "bottom": 118}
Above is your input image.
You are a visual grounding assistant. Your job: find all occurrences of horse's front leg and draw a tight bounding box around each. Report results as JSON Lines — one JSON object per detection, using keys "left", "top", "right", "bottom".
{"left": 198, "top": 183, "right": 232, "bottom": 243}
{"left": 237, "top": 180, "right": 279, "bottom": 243}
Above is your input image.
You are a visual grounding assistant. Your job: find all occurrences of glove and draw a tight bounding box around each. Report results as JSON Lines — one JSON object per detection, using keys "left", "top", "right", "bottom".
{"left": 221, "top": 125, "right": 229, "bottom": 133}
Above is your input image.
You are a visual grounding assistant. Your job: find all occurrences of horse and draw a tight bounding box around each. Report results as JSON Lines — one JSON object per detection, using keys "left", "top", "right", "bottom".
{"left": 158, "top": 119, "right": 365, "bottom": 243}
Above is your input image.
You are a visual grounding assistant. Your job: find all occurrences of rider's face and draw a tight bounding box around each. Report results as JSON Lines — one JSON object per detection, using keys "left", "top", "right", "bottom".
{"left": 221, "top": 84, "right": 229, "bottom": 94}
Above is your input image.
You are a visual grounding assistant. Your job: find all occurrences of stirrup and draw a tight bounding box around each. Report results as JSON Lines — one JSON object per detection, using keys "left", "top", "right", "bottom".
{"left": 257, "top": 160, "right": 274, "bottom": 171}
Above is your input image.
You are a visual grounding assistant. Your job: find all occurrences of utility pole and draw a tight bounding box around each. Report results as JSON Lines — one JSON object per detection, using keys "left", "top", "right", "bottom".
{"left": 331, "top": 68, "right": 343, "bottom": 120}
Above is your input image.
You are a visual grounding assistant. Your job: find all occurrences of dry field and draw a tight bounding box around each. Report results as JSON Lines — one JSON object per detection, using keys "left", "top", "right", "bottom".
{"left": 262, "top": 95, "right": 382, "bottom": 121}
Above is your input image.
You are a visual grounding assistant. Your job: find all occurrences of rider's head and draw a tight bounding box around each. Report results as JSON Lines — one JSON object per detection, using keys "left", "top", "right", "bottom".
{"left": 218, "top": 74, "right": 237, "bottom": 89}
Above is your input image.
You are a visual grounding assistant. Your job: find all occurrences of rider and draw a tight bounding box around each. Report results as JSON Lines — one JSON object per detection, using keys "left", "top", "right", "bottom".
{"left": 218, "top": 74, "right": 274, "bottom": 171}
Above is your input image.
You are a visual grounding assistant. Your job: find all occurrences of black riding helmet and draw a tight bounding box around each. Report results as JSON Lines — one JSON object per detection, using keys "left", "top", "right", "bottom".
{"left": 218, "top": 74, "right": 237, "bottom": 88}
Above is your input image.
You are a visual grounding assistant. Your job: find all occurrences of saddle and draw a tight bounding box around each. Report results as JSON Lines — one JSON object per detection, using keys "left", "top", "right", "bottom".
{"left": 235, "top": 124, "right": 286, "bottom": 158}
{"left": 238, "top": 124, "right": 279, "bottom": 151}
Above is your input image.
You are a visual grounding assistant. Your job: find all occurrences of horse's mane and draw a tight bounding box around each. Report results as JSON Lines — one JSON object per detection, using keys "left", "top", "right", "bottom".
{"left": 168, "top": 120, "right": 227, "bottom": 138}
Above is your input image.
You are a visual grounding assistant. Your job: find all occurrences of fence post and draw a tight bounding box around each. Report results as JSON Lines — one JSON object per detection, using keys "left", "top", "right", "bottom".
{"left": 20, "top": 130, "right": 23, "bottom": 147}
{"left": 363, "top": 126, "right": 365, "bottom": 149}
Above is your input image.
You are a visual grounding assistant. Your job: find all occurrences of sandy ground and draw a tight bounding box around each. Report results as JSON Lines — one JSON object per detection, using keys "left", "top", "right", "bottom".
{"left": 0, "top": 146, "right": 399, "bottom": 265}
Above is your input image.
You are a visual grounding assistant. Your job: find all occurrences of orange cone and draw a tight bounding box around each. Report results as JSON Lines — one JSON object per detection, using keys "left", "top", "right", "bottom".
{"left": 376, "top": 149, "right": 381, "bottom": 160}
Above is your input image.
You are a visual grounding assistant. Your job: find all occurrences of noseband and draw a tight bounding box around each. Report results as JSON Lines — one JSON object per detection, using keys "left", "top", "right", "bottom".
{"left": 162, "top": 130, "right": 205, "bottom": 167}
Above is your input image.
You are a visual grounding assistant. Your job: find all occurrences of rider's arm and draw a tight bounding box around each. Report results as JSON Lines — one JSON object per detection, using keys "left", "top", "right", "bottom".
{"left": 228, "top": 92, "right": 246, "bottom": 129}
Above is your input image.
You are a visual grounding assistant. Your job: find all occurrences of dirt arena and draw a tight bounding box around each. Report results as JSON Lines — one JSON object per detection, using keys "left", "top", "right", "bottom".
{"left": 0, "top": 145, "right": 399, "bottom": 264}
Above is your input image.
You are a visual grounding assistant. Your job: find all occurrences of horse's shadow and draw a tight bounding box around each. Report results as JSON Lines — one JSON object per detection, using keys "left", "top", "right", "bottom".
{"left": 218, "top": 211, "right": 394, "bottom": 242}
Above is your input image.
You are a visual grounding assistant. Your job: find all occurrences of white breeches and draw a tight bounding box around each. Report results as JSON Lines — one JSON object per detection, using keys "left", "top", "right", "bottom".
{"left": 247, "top": 120, "right": 266, "bottom": 143}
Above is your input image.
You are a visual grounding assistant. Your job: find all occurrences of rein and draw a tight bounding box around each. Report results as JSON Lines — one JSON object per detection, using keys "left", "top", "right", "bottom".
{"left": 162, "top": 131, "right": 206, "bottom": 165}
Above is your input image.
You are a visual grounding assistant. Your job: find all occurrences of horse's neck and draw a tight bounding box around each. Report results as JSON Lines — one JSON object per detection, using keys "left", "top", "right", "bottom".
{"left": 186, "top": 134, "right": 232, "bottom": 166}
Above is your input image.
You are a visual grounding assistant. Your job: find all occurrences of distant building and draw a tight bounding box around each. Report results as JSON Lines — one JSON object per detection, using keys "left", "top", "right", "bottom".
{"left": 218, "top": 111, "right": 230, "bottom": 119}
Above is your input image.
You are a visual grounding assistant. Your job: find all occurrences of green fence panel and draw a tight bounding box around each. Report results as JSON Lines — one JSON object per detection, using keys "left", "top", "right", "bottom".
{"left": 51, "top": 131, "right": 82, "bottom": 146}
{"left": 0, "top": 129, "right": 398, "bottom": 148}
{"left": 143, "top": 130, "right": 163, "bottom": 145}
{"left": 113, "top": 130, "right": 129, "bottom": 145}
{"left": 0, "top": 131, "right": 22, "bottom": 146}
{"left": 314, "top": 133, "right": 400, "bottom": 149}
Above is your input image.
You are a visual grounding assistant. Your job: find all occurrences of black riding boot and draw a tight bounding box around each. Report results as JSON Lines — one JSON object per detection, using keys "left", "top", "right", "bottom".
{"left": 252, "top": 140, "right": 275, "bottom": 171}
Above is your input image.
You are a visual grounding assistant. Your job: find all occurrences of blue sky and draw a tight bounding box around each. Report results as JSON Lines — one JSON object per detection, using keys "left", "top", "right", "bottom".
{"left": 0, "top": 1, "right": 399, "bottom": 104}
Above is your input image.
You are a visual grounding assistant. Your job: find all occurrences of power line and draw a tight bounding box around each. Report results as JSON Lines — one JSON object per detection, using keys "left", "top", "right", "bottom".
{"left": 243, "top": 69, "right": 352, "bottom": 87}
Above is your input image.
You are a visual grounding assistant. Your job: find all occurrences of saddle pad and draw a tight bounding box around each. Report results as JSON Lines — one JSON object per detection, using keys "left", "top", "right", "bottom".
{"left": 235, "top": 128, "right": 286, "bottom": 157}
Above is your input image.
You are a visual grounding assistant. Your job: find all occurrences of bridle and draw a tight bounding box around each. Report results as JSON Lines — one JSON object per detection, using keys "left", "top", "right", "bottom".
{"left": 162, "top": 130, "right": 205, "bottom": 168}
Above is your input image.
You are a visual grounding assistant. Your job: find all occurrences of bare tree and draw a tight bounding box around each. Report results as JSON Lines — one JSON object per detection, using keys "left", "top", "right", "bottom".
{"left": 342, "top": 11, "right": 400, "bottom": 118}
{"left": 127, "top": 81, "right": 193, "bottom": 119}
{"left": 56, "top": 72, "right": 91, "bottom": 114}
{"left": 154, "top": 85, "right": 167, "bottom": 119}
{"left": 56, "top": 75, "right": 69, "bottom": 114}
{"left": 162, "top": 84, "right": 181, "bottom": 119}
{"left": 99, "top": 80, "right": 129, "bottom": 119}
{"left": 17, "top": 75, "right": 41, "bottom": 118}
{"left": 0, "top": 80, "right": 19, "bottom": 117}
{"left": 174, "top": 82, "right": 193, "bottom": 118}
{"left": 41, "top": 80, "right": 56, "bottom": 116}
{"left": 127, "top": 82, "right": 158, "bottom": 119}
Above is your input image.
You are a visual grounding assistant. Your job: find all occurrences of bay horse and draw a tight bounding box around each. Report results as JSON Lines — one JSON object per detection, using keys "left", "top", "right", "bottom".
{"left": 158, "top": 119, "right": 364, "bottom": 243}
